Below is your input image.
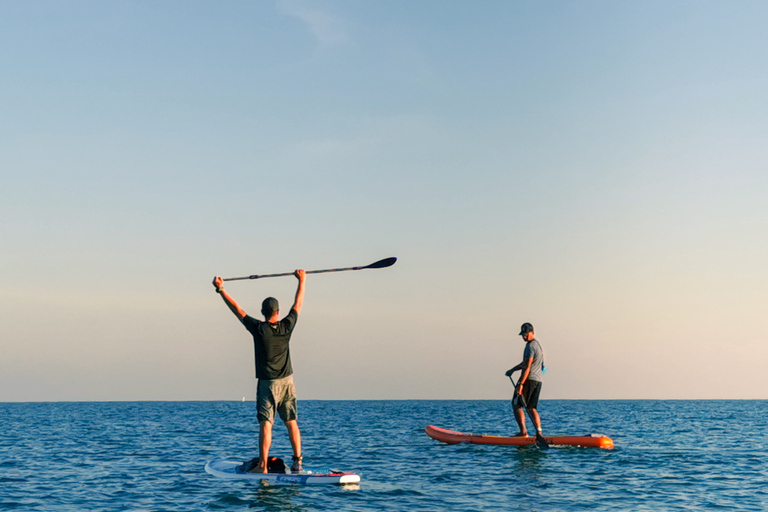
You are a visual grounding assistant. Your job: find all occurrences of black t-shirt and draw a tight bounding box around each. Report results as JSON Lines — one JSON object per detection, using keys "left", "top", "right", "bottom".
{"left": 242, "top": 309, "right": 298, "bottom": 380}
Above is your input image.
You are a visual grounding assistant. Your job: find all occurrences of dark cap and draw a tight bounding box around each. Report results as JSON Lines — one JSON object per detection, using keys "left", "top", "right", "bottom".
{"left": 519, "top": 322, "right": 534, "bottom": 335}
{"left": 261, "top": 297, "right": 279, "bottom": 317}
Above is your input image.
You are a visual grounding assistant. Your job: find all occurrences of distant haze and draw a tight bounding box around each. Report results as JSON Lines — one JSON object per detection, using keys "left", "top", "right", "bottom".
{"left": 1, "top": 1, "right": 766, "bottom": 401}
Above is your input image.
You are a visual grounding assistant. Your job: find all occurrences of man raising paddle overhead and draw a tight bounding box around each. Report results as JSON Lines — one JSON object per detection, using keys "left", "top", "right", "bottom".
{"left": 505, "top": 322, "right": 548, "bottom": 448}
{"left": 212, "top": 269, "right": 306, "bottom": 474}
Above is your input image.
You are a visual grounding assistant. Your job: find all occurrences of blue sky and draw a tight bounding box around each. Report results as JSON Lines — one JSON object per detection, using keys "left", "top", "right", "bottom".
{"left": 2, "top": 1, "right": 767, "bottom": 400}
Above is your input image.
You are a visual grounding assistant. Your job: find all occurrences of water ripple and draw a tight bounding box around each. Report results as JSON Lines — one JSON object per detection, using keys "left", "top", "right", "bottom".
{"left": 1, "top": 400, "right": 767, "bottom": 511}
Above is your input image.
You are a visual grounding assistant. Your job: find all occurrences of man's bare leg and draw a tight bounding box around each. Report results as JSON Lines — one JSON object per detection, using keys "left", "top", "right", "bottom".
{"left": 527, "top": 408, "right": 549, "bottom": 448}
{"left": 285, "top": 420, "right": 302, "bottom": 459}
{"left": 258, "top": 420, "right": 273, "bottom": 473}
{"left": 513, "top": 406, "right": 529, "bottom": 436}
{"left": 528, "top": 408, "right": 543, "bottom": 433}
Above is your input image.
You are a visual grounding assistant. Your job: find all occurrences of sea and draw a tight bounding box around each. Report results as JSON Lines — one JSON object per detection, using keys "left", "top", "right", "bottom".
{"left": 1, "top": 400, "right": 766, "bottom": 511}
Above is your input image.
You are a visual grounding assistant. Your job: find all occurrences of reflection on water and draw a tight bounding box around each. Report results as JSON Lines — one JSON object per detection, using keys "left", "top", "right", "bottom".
{"left": 247, "top": 485, "right": 306, "bottom": 512}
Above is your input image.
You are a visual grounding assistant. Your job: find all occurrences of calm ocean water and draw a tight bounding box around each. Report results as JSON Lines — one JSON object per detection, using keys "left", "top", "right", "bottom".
{"left": 1, "top": 400, "right": 766, "bottom": 511}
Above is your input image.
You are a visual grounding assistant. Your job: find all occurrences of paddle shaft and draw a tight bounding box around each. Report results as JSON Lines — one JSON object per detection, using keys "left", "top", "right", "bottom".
{"left": 509, "top": 374, "right": 528, "bottom": 409}
{"left": 222, "top": 257, "right": 396, "bottom": 282}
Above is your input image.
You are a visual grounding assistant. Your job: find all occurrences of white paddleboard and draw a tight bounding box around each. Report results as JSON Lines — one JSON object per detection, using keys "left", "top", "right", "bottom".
{"left": 205, "top": 459, "right": 361, "bottom": 485}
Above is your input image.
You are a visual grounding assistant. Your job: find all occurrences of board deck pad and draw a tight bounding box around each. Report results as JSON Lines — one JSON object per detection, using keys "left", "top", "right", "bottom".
{"left": 205, "top": 459, "right": 361, "bottom": 485}
{"left": 426, "top": 425, "right": 614, "bottom": 449}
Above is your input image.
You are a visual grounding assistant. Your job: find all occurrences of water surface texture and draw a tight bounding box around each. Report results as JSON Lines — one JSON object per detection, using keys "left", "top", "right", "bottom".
{"left": 2, "top": 400, "right": 766, "bottom": 511}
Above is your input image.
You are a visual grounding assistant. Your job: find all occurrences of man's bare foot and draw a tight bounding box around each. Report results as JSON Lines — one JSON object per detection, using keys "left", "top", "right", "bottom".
{"left": 512, "top": 432, "right": 530, "bottom": 437}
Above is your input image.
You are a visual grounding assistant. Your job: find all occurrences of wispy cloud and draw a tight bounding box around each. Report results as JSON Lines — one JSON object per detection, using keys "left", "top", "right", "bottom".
{"left": 277, "top": 0, "right": 348, "bottom": 46}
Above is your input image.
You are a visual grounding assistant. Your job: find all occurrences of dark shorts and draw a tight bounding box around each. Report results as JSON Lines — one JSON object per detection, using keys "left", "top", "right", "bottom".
{"left": 513, "top": 379, "right": 542, "bottom": 410}
{"left": 256, "top": 375, "right": 298, "bottom": 424}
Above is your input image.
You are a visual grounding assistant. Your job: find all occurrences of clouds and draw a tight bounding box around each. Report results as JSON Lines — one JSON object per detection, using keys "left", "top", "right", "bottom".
{"left": 277, "top": 0, "right": 348, "bottom": 46}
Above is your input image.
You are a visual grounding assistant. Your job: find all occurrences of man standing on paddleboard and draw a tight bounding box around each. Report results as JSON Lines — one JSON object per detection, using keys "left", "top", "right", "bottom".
{"left": 505, "top": 322, "right": 547, "bottom": 446}
{"left": 212, "top": 270, "right": 306, "bottom": 474}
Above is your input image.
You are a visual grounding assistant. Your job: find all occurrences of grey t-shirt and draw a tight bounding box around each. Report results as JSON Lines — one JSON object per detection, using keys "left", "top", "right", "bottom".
{"left": 523, "top": 338, "right": 544, "bottom": 382}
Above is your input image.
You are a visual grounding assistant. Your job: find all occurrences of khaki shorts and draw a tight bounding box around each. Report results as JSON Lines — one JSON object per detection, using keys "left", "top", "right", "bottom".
{"left": 256, "top": 375, "right": 298, "bottom": 424}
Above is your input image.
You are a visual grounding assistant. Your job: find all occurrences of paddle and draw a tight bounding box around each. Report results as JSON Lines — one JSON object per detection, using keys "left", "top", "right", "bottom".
{"left": 222, "top": 257, "right": 397, "bottom": 282}
{"left": 509, "top": 374, "right": 549, "bottom": 450}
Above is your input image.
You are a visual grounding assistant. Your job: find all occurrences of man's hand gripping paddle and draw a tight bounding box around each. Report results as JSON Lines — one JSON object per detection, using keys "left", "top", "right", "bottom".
{"left": 509, "top": 374, "right": 550, "bottom": 450}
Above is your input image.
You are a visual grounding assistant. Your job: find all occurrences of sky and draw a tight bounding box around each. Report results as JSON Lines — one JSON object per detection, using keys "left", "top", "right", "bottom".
{"left": 1, "top": 1, "right": 767, "bottom": 401}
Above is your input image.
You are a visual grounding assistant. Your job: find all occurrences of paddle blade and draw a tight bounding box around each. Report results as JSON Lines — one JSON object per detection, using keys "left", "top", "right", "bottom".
{"left": 535, "top": 432, "right": 550, "bottom": 450}
{"left": 365, "top": 257, "right": 397, "bottom": 269}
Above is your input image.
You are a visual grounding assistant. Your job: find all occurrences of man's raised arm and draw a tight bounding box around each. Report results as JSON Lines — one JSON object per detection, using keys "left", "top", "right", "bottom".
{"left": 292, "top": 269, "right": 306, "bottom": 315}
{"left": 212, "top": 276, "right": 247, "bottom": 321}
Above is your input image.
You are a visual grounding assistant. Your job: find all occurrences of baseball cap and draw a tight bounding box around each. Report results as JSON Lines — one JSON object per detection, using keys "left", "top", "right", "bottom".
{"left": 519, "top": 322, "right": 534, "bottom": 335}
{"left": 262, "top": 297, "right": 279, "bottom": 316}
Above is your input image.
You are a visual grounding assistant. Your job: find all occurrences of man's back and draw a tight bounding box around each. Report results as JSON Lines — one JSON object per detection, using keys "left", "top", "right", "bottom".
{"left": 243, "top": 309, "right": 298, "bottom": 380}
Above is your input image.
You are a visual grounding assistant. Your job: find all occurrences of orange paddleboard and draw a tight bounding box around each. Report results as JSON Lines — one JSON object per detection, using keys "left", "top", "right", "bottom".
{"left": 426, "top": 425, "right": 614, "bottom": 449}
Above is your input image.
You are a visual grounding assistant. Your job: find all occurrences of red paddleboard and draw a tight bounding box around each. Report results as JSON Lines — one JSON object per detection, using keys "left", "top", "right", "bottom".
{"left": 426, "top": 425, "right": 614, "bottom": 449}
